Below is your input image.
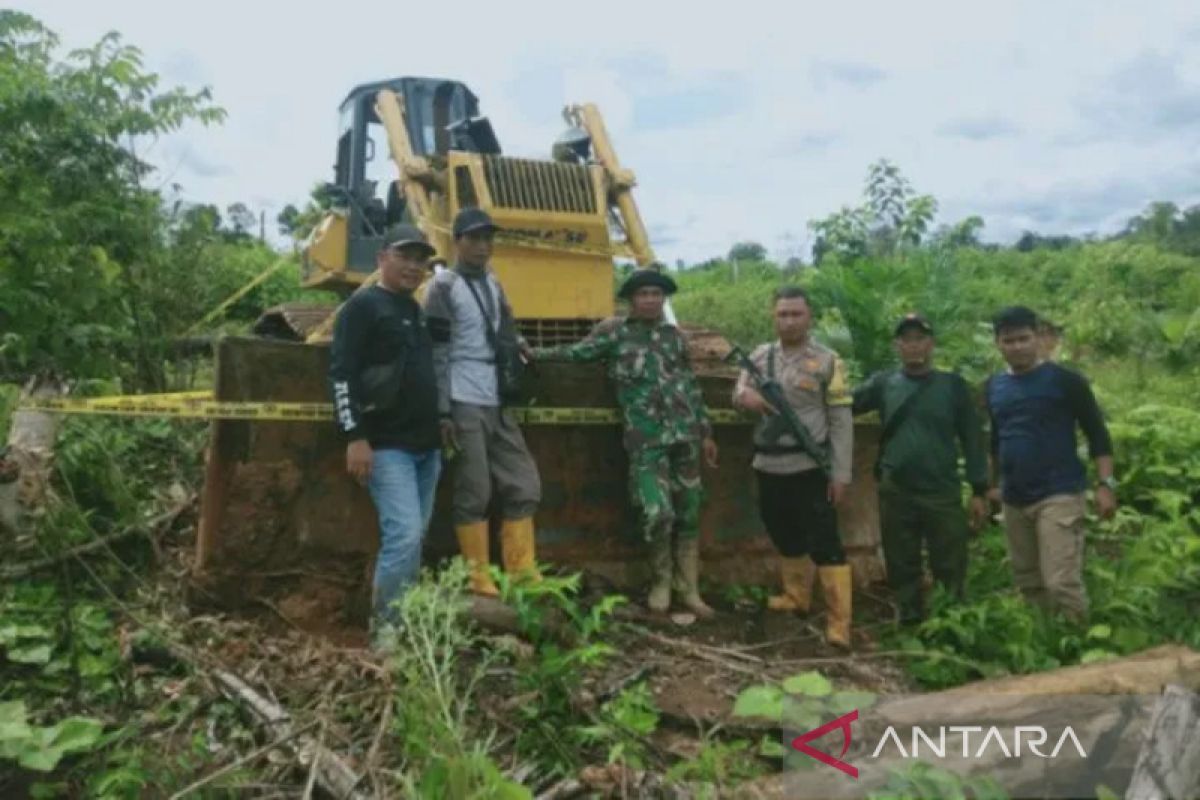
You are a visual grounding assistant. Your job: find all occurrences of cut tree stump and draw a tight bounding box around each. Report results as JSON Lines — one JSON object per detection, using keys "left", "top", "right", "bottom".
{"left": 0, "top": 377, "right": 65, "bottom": 540}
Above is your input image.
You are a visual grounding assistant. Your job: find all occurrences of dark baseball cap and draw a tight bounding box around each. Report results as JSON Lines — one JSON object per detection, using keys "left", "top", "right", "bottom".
{"left": 452, "top": 207, "right": 501, "bottom": 238}
{"left": 894, "top": 312, "right": 934, "bottom": 336}
{"left": 381, "top": 223, "right": 435, "bottom": 256}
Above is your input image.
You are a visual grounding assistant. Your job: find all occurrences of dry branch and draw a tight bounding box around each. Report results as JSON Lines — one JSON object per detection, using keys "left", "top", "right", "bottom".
{"left": 1, "top": 497, "right": 192, "bottom": 580}
{"left": 211, "top": 669, "right": 369, "bottom": 800}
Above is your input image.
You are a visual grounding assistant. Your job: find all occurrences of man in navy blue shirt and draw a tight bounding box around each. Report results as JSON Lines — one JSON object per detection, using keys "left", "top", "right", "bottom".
{"left": 985, "top": 306, "right": 1117, "bottom": 621}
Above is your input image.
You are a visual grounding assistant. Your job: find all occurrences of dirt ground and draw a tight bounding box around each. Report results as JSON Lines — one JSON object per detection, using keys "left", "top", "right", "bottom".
{"left": 162, "top": 516, "right": 919, "bottom": 796}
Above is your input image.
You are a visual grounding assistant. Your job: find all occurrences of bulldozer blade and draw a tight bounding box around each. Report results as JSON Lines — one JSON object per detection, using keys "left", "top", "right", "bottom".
{"left": 192, "top": 335, "right": 884, "bottom": 632}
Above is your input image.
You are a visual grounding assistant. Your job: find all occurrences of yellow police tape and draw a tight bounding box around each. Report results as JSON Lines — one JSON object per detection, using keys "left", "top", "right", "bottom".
{"left": 20, "top": 393, "right": 748, "bottom": 425}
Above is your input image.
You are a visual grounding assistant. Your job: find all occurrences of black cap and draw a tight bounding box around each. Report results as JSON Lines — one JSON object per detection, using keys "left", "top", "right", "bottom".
{"left": 381, "top": 223, "right": 435, "bottom": 256}
{"left": 452, "top": 207, "right": 500, "bottom": 238}
{"left": 894, "top": 312, "right": 934, "bottom": 336}
{"left": 618, "top": 269, "right": 678, "bottom": 299}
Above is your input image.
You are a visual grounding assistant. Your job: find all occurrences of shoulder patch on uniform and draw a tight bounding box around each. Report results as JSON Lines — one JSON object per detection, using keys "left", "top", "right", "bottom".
{"left": 826, "top": 356, "right": 853, "bottom": 406}
{"left": 591, "top": 316, "right": 624, "bottom": 336}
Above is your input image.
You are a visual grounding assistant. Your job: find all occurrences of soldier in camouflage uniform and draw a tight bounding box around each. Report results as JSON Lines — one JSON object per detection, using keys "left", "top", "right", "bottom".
{"left": 535, "top": 269, "right": 719, "bottom": 616}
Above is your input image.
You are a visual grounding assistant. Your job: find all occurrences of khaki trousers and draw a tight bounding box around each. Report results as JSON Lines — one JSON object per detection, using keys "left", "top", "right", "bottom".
{"left": 1002, "top": 493, "right": 1088, "bottom": 620}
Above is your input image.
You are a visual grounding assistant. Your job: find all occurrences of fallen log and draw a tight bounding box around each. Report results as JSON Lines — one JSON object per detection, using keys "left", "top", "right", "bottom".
{"left": 468, "top": 595, "right": 574, "bottom": 644}
{"left": 1124, "top": 684, "right": 1200, "bottom": 800}
{"left": 733, "top": 645, "right": 1200, "bottom": 800}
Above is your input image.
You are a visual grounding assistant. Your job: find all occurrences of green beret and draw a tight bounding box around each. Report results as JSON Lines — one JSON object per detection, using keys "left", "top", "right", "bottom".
{"left": 618, "top": 269, "right": 677, "bottom": 299}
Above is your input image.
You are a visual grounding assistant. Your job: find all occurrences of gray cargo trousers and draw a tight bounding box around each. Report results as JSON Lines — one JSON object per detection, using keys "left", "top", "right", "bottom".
{"left": 450, "top": 401, "right": 541, "bottom": 524}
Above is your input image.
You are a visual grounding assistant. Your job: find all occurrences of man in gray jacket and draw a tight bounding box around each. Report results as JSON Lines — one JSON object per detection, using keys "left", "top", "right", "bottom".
{"left": 423, "top": 208, "right": 542, "bottom": 596}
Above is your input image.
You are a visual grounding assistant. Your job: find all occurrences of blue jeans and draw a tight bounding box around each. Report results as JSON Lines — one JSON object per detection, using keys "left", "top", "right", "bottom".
{"left": 367, "top": 447, "right": 441, "bottom": 624}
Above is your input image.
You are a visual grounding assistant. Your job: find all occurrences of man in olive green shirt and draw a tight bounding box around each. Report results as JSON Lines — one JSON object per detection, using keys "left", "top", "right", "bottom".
{"left": 853, "top": 313, "right": 988, "bottom": 624}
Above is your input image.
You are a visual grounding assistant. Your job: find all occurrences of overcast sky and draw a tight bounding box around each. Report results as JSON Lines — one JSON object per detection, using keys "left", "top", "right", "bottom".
{"left": 19, "top": 0, "right": 1200, "bottom": 262}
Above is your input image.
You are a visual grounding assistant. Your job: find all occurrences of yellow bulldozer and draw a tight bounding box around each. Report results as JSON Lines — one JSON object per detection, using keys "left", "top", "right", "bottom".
{"left": 258, "top": 76, "right": 654, "bottom": 344}
{"left": 192, "top": 77, "right": 881, "bottom": 634}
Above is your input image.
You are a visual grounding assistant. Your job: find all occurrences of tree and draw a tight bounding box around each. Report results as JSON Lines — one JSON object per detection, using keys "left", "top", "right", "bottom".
{"left": 1118, "top": 201, "right": 1200, "bottom": 256}
{"left": 728, "top": 241, "right": 767, "bottom": 262}
{"left": 225, "top": 202, "right": 256, "bottom": 239}
{"left": 277, "top": 183, "right": 338, "bottom": 243}
{"left": 933, "top": 215, "right": 985, "bottom": 249}
{"left": 1015, "top": 231, "right": 1077, "bottom": 252}
{"left": 808, "top": 159, "right": 938, "bottom": 264}
{"left": 277, "top": 203, "right": 301, "bottom": 237}
{"left": 0, "top": 11, "right": 225, "bottom": 388}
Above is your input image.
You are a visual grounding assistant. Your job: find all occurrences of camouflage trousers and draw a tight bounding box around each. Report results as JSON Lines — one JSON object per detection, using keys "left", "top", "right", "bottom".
{"left": 629, "top": 440, "right": 703, "bottom": 544}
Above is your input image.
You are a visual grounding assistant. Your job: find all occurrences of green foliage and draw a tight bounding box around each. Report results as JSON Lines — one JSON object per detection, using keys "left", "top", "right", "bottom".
{"left": 381, "top": 560, "right": 527, "bottom": 798}
{"left": 1120, "top": 200, "right": 1200, "bottom": 256}
{"left": 809, "top": 160, "right": 939, "bottom": 263}
{"left": 1, "top": 586, "right": 124, "bottom": 707}
{"left": 412, "top": 753, "right": 532, "bottom": 800}
{"left": 1106, "top": 405, "right": 1200, "bottom": 511}
{"left": 728, "top": 241, "right": 767, "bottom": 262}
{"left": 732, "top": 670, "right": 873, "bottom": 730}
{"left": 666, "top": 738, "right": 766, "bottom": 786}
{"left": 868, "top": 761, "right": 1008, "bottom": 800}
{"left": 578, "top": 681, "right": 660, "bottom": 768}
{"left": 0, "top": 701, "right": 103, "bottom": 773}
{"left": 1, "top": 413, "right": 212, "bottom": 793}
{"left": 54, "top": 415, "right": 206, "bottom": 531}
{"left": 501, "top": 573, "right": 626, "bottom": 778}
{"left": 0, "top": 12, "right": 327, "bottom": 390}
{"left": 0, "top": 383, "right": 18, "bottom": 440}
{"left": 674, "top": 237, "right": 1200, "bottom": 388}
{"left": 891, "top": 486, "right": 1200, "bottom": 688}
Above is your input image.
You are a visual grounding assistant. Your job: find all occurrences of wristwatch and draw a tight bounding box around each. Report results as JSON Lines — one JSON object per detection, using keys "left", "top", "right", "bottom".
{"left": 1097, "top": 476, "right": 1118, "bottom": 491}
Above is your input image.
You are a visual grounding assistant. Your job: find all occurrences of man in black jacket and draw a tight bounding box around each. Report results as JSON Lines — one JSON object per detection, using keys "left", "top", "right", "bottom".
{"left": 329, "top": 224, "right": 441, "bottom": 627}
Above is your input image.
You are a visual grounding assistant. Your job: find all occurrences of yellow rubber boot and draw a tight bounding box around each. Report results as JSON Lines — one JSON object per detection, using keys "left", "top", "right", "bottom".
{"left": 456, "top": 521, "right": 499, "bottom": 597}
{"left": 500, "top": 516, "right": 542, "bottom": 584}
{"left": 818, "top": 564, "right": 853, "bottom": 649}
{"left": 767, "top": 556, "right": 816, "bottom": 613}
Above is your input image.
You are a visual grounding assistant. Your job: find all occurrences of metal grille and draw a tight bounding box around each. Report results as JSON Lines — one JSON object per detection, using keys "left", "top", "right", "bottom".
{"left": 517, "top": 318, "right": 600, "bottom": 347}
{"left": 482, "top": 156, "right": 597, "bottom": 214}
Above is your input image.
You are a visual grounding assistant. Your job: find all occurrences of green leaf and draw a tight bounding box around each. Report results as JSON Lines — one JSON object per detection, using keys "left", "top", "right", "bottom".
{"left": 759, "top": 737, "right": 787, "bottom": 758}
{"left": 29, "top": 782, "right": 66, "bottom": 799}
{"left": 828, "top": 691, "right": 877, "bottom": 715}
{"left": 1086, "top": 624, "right": 1113, "bottom": 640}
{"left": 782, "top": 671, "right": 833, "bottom": 697}
{"left": 47, "top": 717, "right": 103, "bottom": 754}
{"left": 732, "top": 685, "right": 785, "bottom": 721}
{"left": 0, "top": 701, "right": 33, "bottom": 742}
{"left": 7, "top": 644, "right": 53, "bottom": 664}
{"left": 1081, "top": 649, "right": 1117, "bottom": 665}
{"left": 20, "top": 745, "right": 65, "bottom": 773}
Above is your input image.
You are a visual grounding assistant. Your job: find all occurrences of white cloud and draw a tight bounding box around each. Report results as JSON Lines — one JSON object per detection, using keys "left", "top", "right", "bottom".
{"left": 14, "top": 0, "right": 1200, "bottom": 261}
